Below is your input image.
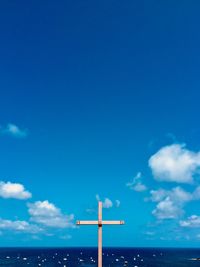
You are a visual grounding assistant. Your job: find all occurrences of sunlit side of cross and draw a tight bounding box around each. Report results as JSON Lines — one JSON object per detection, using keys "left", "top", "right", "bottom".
{"left": 76, "top": 201, "right": 125, "bottom": 267}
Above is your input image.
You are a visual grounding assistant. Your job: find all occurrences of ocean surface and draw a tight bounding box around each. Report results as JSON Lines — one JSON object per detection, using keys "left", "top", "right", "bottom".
{"left": 0, "top": 247, "right": 200, "bottom": 267}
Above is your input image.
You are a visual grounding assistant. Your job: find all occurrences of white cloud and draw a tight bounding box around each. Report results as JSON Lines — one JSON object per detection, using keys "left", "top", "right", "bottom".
{"left": 150, "top": 187, "right": 192, "bottom": 220}
{"left": 180, "top": 215, "right": 200, "bottom": 228}
{"left": 150, "top": 186, "right": 200, "bottom": 220}
{"left": 28, "top": 200, "right": 60, "bottom": 217}
{"left": 0, "top": 181, "right": 32, "bottom": 199}
{"left": 0, "top": 218, "right": 42, "bottom": 233}
{"left": 2, "top": 123, "right": 28, "bottom": 138}
{"left": 126, "top": 172, "right": 147, "bottom": 192}
{"left": 149, "top": 144, "right": 200, "bottom": 183}
{"left": 152, "top": 197, "right": 183, "bottom": 219}
{"left": 27, "top": 200, "right": 75, "bottom": 228}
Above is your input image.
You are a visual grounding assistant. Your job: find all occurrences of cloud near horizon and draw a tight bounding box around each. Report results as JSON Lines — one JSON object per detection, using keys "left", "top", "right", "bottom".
{"left": 0, "top": 181, "right": 32, "bottom": 199}
{"left": 152, "top": 196, "right": 184, "bottom": 220}
{"left": 149, "top": 144, "right": 200, "bottom": 184}
{"left": 150, "top": 187, "right": 192, "bottom": 220}
{"left": 0, "top": 199, "right": 75, "bottom": 236}
{"left": 180, "top": 215, "right": 200, "bottom": 228}
{"left": 0, "top": 218, "right": 42, "bottom": 234}
{"left": 149, "top": 185, "right": 200, "bottom": 220}
{"left": 28, "top": 200, "right": 75, "bottom": 228}
{"left": 0, "top": 180, "right": 74, "bottom": 237}
{"left": 147, "top": 143, "right": 200, "bottom": 224}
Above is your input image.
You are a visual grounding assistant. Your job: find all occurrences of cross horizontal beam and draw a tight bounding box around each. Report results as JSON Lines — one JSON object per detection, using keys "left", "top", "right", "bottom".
{"left": 101, "top": 221, "right": 125, "bottom": 225}
{"left": 76, "top": 220, "right": 98, "bottom": 225}
{"left": 76, "top": 220, "right": 124, "bottom": 225}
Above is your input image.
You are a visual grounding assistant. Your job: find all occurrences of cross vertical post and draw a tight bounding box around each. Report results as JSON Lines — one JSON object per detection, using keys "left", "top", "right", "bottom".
{"left": 98, "top": 201, "right": 102, "bottom": 267}
{"left": 76, "top": 201, "right": 125, "bottom": 267}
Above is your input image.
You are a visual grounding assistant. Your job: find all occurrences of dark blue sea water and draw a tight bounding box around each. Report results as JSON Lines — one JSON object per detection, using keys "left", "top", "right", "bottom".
{"left": 0, "top": 247, "right": 200, "bottom": 267}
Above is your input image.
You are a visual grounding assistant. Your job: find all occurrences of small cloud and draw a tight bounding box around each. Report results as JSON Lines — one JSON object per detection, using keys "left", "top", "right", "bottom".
{"left": 95, "top": 195, "right": 122, "bottom": 209}
{"left": 133, "top": 183, "right": 147, "bottom": 192}
{"left": 27, "top": 200, "right": 75, "bottom": 229}
{"left": 2, "top": 123, "right": 28, "bottom": 138}
{"left": 126, "top": 172, "right": 147, "bottom": 192}
{"left": 31, "top": 235, "right": 42, "bottom": 240}
{"left": 102, "top": 198, "right": 113, "bottom": 209}
{"left": 0, "top": 181, "right": 32, "bottom": 200}
{"left": 149, "top": 144, "right": 200, "bottom": 184}
{"left": 115, "top": 200, "right": 120, "bottom": 207}
{"left": 95, "top": 194, "right": 100, "bottom": 202}
{"left": 60, "top": 234, "right": 72, "bottom": 240}
{"left": 145, "top": 231, "right": 155, "bottom": 236}
{"left": 86, "top": 208, "right": 96, "bottom": 214}
{"left": 148, "top": 188, "right": 167, "bottom": 202}
{"left": 197, "top": 234, "right": 200, "bottom": 239}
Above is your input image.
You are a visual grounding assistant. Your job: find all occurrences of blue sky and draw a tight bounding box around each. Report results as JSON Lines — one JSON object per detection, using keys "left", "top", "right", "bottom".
{"left": 1, "top": 0, "right": 200, "bottom": 247}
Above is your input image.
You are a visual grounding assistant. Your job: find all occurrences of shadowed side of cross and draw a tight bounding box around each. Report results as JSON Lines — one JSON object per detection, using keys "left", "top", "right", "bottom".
{"left": 76, "top": 201, "right": 125, "bottom": 267}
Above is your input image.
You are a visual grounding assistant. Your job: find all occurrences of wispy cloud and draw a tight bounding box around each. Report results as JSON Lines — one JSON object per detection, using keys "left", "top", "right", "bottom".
{"left": 27, "top": 200, "right": 75, "bottom": 229}
{"left": 149, "top": 187, "right": 193, "bottom": 203}
{"left": 60, "top": 234, "right": 72, "bottom": 240}
{"left": 180, "top": 215, "right": 200, "bottom": 228}
{"left": 115, "top": 200, "right": 120, "bottom": 207}
{"left": 144, "top": 231, "right": 155, "bottom": 236}
{"left": 86, "top": 208, "right": 96, "bottom": 214}
{"left": 0, "top": 181, "right": 32, "bottom": 200}
{"left": 95, "top": 194, "right": 100, "bottom": 202}
{"left": 149, "top": 144, "right": 200, "bottom": 184}
{"left": 0, "top": 218, "right": 42, "bottom": 234}
{"left": 1, "top": 123, "right": 28, "bottom": 138}
{"left": 126, "top": 172, "right": 147, "bottom": 192}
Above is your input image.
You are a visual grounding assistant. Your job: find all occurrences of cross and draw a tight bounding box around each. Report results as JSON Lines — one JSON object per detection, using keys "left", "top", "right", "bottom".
{"left": 76, "top": 201, "right": 125, "bottom": 267}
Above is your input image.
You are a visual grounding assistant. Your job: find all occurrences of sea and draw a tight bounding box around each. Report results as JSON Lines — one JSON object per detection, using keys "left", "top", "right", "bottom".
{"left": 0, "top": 247, "right": 200, "bottom": 267}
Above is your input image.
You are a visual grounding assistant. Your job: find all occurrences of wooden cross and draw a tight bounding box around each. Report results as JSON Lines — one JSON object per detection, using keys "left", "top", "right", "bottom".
{"left": 76, "top": 201, "right": 125, "bottom": 267}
